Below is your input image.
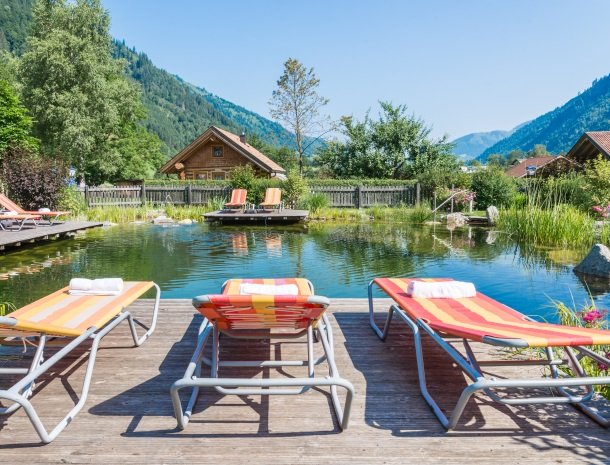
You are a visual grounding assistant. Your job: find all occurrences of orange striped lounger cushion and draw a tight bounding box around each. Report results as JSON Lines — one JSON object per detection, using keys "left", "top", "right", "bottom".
{"left": 5, "top": 281, "right": 155, "bottom": 337}
{"left": 374, "top": 277, "right": 610, "bottom": 348}
{"left": 194, "top": 278, "right": 325, "bottom": 331}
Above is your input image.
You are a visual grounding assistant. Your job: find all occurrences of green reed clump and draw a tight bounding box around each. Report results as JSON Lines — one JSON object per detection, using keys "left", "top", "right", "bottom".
{"left": 86, "top": 206, "right": 151, "bottom": 223}
{"left": 498, "top": 204, "right": 595, "bottom": 248}
{"left": 300, "top": 193, "right": 329, "bottom": 214}
{"left": 85, "top": 202, "right": 220, "bottom": 223}
{"left": 308, "top": 207, "right": 371, "bottom": 222}
{"left": 407, "top": 203, "right": 433, "bottom": 223}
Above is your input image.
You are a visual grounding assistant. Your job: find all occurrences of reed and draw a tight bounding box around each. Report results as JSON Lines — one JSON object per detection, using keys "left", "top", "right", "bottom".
{"left": 498, "top": 204, "right": 595, "bottom": 248}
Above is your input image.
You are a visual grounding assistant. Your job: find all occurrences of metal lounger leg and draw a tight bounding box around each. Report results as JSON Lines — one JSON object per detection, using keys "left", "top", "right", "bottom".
{"left": 368, "top": 280, "right": 395, "bottom": 340}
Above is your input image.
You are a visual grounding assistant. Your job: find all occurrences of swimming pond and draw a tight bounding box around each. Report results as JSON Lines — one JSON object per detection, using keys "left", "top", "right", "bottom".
{"left": 0, "top": 222, "right": 607, "bottom": 322}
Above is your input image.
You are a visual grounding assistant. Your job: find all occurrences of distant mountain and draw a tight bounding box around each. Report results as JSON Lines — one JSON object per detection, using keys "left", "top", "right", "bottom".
{"left": 479, "top": 74, "right": 610, "bottom": 161}
{"left": 451, "top": 130, "right": 512, "bottom": 160}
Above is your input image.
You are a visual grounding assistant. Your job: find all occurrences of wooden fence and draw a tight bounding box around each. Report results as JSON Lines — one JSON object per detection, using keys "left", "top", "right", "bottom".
{"left": 81, "top": 184, "right": 422, "bottom": 208}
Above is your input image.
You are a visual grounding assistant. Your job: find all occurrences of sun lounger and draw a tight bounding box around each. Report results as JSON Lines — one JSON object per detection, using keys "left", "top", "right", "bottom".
{"left": 368, "top": 277, "right": 610, "bottom": 429}
{"left": 171, "top": 278, "right": 354, "bottom": 431}
{"left": 0, "top": 193, "right": 69, "bottom": 225}
{"left": 0, "top": 213, "right": 42, "bottom": 231}
{"left": 224, "top": 189, "right": 247, "bottom": 211}
{"left": 0, "top": 281, "right": 160, "bottom": 443}
{"left": 258, "top": 187, "right": 283, "bottom": 212}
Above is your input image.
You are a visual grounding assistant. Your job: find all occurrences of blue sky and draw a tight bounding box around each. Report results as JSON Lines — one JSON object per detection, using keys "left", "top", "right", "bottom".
{"left": 103, "top": 0, "right": 610, "bottom": 140}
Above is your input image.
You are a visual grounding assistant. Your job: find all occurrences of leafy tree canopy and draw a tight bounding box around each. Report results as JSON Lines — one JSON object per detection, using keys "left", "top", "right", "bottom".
{"left": 0, "top": 79, "right": 38, "bottom": 156}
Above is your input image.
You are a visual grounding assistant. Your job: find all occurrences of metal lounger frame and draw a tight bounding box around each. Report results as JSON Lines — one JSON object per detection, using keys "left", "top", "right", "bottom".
{"left": 0, "top": 283, "right": 161, "bottom": 443}
{"left": 368, "top": 280, "right": 610, "bottom": 429}
{"left": 171, "top": 281, "right": 354, "bottom": 431}
{"left": 0, "top": 216, "right": 37, "bottom": 231}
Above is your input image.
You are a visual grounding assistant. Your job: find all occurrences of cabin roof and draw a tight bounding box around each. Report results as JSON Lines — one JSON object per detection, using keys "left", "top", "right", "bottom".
{"left": 504, "top": 156, "right": 558, "bottom": 178}
{"left": 567, "top": 131, "right": 610, "bottom": 164}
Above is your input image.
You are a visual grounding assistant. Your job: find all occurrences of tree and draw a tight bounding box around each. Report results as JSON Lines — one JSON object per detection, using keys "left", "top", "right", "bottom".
{"left": 269, "top": 58, "right": 329, "bottom": 175}
{"left": 486, "top": 153, "right": 507, "bottom": 167}
{"left": 0, "top": 79, "right": 38, "bottom": 158}
{"left": 507, "top": 149, "right": 525, "bottom": 165}
{"left": 471, "top": 167, "right": 516, "bottom": 208}
{"left": 19, "top": 0, "right": 162, "bottom": 183}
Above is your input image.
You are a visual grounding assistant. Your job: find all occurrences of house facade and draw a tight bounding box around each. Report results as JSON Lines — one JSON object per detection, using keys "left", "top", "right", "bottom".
{"left": 566, "top": 131, "right": 610, "bottom": 164}
{"left": 504, "top": 156, "right": 577, "bottom": 178}
{"left": 160, "top": 126, "right": 286, "bottom": 180}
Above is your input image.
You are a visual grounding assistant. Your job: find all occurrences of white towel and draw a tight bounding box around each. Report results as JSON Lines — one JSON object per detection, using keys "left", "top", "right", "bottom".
{"left": 407, "top": 281, "right": 476, "bottom": 299}
{"left": 69, "top": 278, "right": 124, "bottom": 296}
{"left": 2, "top": 210, "right": 17, "bottom": 216}
{"left": 38, "top": 207, "right": 51, "bottom": 212}
{"left": 239, "top": 283, "right": 299, "bottom": 296}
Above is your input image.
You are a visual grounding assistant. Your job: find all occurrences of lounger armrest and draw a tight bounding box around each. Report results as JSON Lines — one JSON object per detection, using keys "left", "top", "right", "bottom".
{"left": 0, "top": 316, "right": 18, "bottom": 327}
{"left": 481, "top": 335, "right": 529, "bottom": 348}
{"left": 307, "top": 295, "right": 331, "bottom": 307}
{"left": 192, "top": 295, "right": 211, "bottom": 307}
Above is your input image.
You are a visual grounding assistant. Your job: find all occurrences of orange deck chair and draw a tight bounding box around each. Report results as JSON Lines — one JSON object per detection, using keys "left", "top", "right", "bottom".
{"left": 0, "top": 212, "right": 42, "bottom": 231}
{"left": 0, "top": 193, "right": 69, "bottom": 226}
{"left": 171, "top": 278, "right": 354, "bottom": 431}
{"left": 259, "top": 187, "right": 283, "bottom": 211}
{"left": 0, "top": 281, "right": 160, "bottom": 443}
{"left": 223, "top": 189, "right": 247, "bottom": 211}
{"left": 368, "top": 277, "right": 610, "bottom": 429}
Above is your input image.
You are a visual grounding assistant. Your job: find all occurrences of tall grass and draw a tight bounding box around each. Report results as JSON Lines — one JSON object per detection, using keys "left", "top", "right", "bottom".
{"left": 85, "top": 202, "right": 219, "bottom": 223}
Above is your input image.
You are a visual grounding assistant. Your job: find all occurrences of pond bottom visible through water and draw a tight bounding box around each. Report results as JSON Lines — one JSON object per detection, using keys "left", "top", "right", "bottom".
{"left": 0, "top": 222, "right": 608, "bottom": 322}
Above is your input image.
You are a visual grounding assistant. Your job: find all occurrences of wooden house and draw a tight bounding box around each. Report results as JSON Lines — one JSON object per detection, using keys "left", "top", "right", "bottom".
{"left": 160, "top": 126, "right": 286, "bottom": 180}
{"left": 567, "top": 131, "right": 610, "bottom": 164}
{"left": 504, "top": 155, "right": 577, "bottom": 178}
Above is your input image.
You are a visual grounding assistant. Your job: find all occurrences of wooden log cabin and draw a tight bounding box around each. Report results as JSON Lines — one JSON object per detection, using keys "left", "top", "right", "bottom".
{"left": 160, "top": 126, "right": 287, "bottom": 180}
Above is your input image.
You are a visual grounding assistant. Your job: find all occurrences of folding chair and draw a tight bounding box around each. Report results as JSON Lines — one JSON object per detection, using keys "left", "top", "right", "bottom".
{"left": 368, "top": 277, "right": 610, "bottom": 429}
{"left": 171, "top": 278, "right": 354, "bottom": 431}
{"left": 0, "top": 281, "right": 160, "bottom": 443}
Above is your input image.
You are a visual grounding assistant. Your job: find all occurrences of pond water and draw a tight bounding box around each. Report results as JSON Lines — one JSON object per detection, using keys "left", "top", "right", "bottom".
{"left": 1, "top": 222, "right": 609, "bottom": 322}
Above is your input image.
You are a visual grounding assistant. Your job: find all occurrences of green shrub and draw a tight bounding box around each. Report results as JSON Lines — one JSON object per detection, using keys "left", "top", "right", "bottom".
{"left": 229, "top": 165, "right": 257, "bottom": 200}
{"left": 583, "top": 155, "right": 610, "bottom": 207}
{"left": 471, "top": 167, "right": 516, "bottom": 208}
{"left": 281, "top": 171, "right": 308, "bottom": 208}
{"left": 58, "top": 185, "right": 87, "bottom": 215}
{"left": 407, "top": 203, "right": 433, "bottom": 223}
{"left": 307, "top": 178, "right": 418, "bottom": 187}
{"left": 300, "top": 192, "right": 329, "bottom": 213}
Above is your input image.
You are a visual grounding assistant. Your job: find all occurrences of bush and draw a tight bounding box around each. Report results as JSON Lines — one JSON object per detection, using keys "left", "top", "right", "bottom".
{"left": 300, "top": 192, "right": 329, "bottom": 213}
{"left": 281, "top": 171, "right": 308, "bottom": 208}
{"left": 583, "top": 155, "right": 610, "bottom": 207}
{"left": 471, "top": 167, "right": 516, "bottom": 209}
{"left": 1, "top": 147, "right": 67, "bottom": 209}
{"left": 58, "top": 185, "right": 87, "bottom": 215}
{"left": 229, "top": 165, "right": 257, "bottom": 200}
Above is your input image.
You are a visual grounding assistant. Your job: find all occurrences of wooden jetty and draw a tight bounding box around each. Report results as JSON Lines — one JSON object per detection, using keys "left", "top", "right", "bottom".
{"left": 0, "top": 221, "right": 103, "bottom": 251}
{"left": 204, "top": 209, "right": 309, "bottom": 224}
{"left": 1, "top": 298, "right": 609, "bottom": 464}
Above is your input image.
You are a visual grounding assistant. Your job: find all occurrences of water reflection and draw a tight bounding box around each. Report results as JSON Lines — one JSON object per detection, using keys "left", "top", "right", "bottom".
{"left": 0, "top": 222, "right": 607, "bottom": 322}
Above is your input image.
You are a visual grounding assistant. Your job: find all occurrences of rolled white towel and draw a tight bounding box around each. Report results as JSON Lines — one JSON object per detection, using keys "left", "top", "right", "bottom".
{"left": 38, "top": 207, "right": 51, "bottom": 212}
{"left": 407, "top": 281, "right": 476, "bottom": 299}
{"left": 2, "top": 210, "right": 17, "bottom": 216}
{"left": 239, "top": 283, "right": 299, "bottom": 296}
{"left": 69, "top": 278, "right": 124, "bottom": 295}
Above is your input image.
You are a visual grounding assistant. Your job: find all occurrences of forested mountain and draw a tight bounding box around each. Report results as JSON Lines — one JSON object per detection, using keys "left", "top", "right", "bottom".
{"left": 113, "top": 42, "right": 299, "bottom": 155}
{"left": 0, "top": 0, "right": 34, "bottom": 54}
{"left": 1, "top": 0, "right": 300, "bottom": 157}
{"left": 479, "top": 75, "right": 610, "bottom": 161}
{"left": 451, "top": 129, "right": 512, "bottom": 160}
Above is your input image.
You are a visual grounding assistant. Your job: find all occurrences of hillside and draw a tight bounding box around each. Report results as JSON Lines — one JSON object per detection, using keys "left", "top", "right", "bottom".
{"left": 479, "top": 74, "right": 610, "bottom": 161}
{"left": 2, "top": 0, "right": 301, "bottom": 157}
{"left": 451, "top": 129, "right": 512, "bottom": 160}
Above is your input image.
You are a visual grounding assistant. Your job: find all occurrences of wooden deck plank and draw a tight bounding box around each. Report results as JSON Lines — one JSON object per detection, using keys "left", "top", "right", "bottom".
{"left": 1, "top": 298, "right": 609, "bottom": 464}
{"left": 0, "top": 221, "right": 103, "bottom": 251}
{"left": 204, "top": 209, "right": 308, "bottom": 224}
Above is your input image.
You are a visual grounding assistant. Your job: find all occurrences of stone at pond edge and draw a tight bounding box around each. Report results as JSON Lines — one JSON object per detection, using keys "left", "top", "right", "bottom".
{"left": 486, "top": 206, "right": 499, "bottom": 226}
{"left": 178, "top": 219, "right": 193, "bottom": 225}
{"left": 574, "top": 244, "right": 610, "bottom": 278}
{"left": 446, "top": 212, "right": 467, "bottom": 228}
{"left": 152, "top": 216, "right": 174, "bottom": 224}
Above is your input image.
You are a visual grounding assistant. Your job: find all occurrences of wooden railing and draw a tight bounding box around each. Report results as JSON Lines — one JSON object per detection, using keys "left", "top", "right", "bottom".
{"left": 80, "top": 184, "right": 422, "bottom": 208}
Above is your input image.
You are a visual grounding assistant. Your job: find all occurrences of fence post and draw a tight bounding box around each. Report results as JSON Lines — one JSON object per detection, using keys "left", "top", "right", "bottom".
{"left": 140, "top": 184, "right": 146, "bottom": 206}
{"left": 416, "top": 183, "right": 421, "bottom": 205}
{"left": 355, "top": 186, "right": 362, "bottom": 209}
{"left": 84, "top": 185, "right": 90, "bottom": 208}
{"left": 186, "top": 185, "right": 192, "bottom": 205}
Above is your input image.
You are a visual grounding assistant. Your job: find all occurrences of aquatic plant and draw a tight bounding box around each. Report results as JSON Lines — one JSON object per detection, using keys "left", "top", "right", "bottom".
{"left": 0, "top": 301, "right": 15, "bottom": 316}
{"left": 300, "top": 192, "right": 329, "bottom": 214}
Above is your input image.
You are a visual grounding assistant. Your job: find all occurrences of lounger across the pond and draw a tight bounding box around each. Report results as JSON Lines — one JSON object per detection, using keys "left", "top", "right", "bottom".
{"left": 368, "top": 277, "right": 610, "bottom": 429}
{"left": 0, "top": 193, "right": 69, "bottom": 225}
{"left": 171, "top": 278, "right": 354, "bottom": 431}
{"left": 0, "top": 280, "right": 160, "bottom": 443}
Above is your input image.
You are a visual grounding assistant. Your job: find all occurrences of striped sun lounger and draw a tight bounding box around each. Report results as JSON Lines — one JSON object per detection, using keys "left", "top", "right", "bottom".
{"left": 0, "top": 281, "right": 160, "bottom": 443}
{"left": 224, "top": 189, "right": 248, "bottom": 210}
{"left": 368, "top": 277, "right": 610, "bottom": 429}
{"left": 171, "top": 278, "right": 354, "bottom": 431}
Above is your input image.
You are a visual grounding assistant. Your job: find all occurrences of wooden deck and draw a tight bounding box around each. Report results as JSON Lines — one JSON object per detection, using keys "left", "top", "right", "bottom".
{"left": 204, "top": 209, "right": 308, "bottom": 224}
{"left": 0, "top": 221, "right": 103, "bottom": 251}
{"left": 1, "top": 299, "right": 610, "bottom": 464}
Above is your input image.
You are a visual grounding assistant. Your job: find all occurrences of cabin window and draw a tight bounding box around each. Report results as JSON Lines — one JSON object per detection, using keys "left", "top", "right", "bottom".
{"left": 212, "top": 146, "right": 224, "bottom": 158}
{"left": 197, "top": 173, "right": 207, "bottom": 180}
{"left": 212, "top": 172, "right": 225, "bottom": 180}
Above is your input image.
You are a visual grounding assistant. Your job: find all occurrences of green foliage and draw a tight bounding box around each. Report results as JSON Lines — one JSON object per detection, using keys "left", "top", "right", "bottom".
{"left": 1, "top": 145, "right": 67, "bottom": 209}
{"left": 0, "top": 301, "right": 16, "bottom": 316}
{"left": 471, "top": 167, "right": 516, "bottom": 208}
{"left": 527, "top": 174, "right": 590, "bottom": 210}
{"left": 281, "top": 171, "right": 308, "bottom": 208}
{"left": 144, "top": 179, "right": 230, "bottom": 187}
{"left": 480, "top": 74, "right": 610, "bottom": 160}
{"left": 229, "top": 165, "right": 257, "bottom": 201}
{"left": 110, "top": 125, "right": 165, "bottom": 180}
{"left": 57, "top": 185, "right": 86, "bottom": 214}
{"left": 498, "top": 204, "right": 595, "bottom": 248}
{"left": 309, "top": 178, "right": 418, "bottom": 187}
{"left": 486, "top": 153, "right": 507, "bottom": 167}
{"left": 269, "top": 57, "right": 329, "bottom": 174}
{"left": 583, "top": 155, "right": 610, "bottom": 206}
{"left": 315, "top": 102, "right": 459, "bottom": 191}
{"left": 407, "top": 203, "right": 433, "bottom": 223}
{"left": 0, "top": 79, "right": 38, "bottom": 156}
{"left": 247, "top": 133, "right": 297, "bottom": 172}
{"left": 18, "top": 0, "right": 162, "bottom": 185}
{"left": 0, "top": 0, "right": 34, "bottom": 54}
{"left": 300, "top": 192, "right": 329, "bottom": 213}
